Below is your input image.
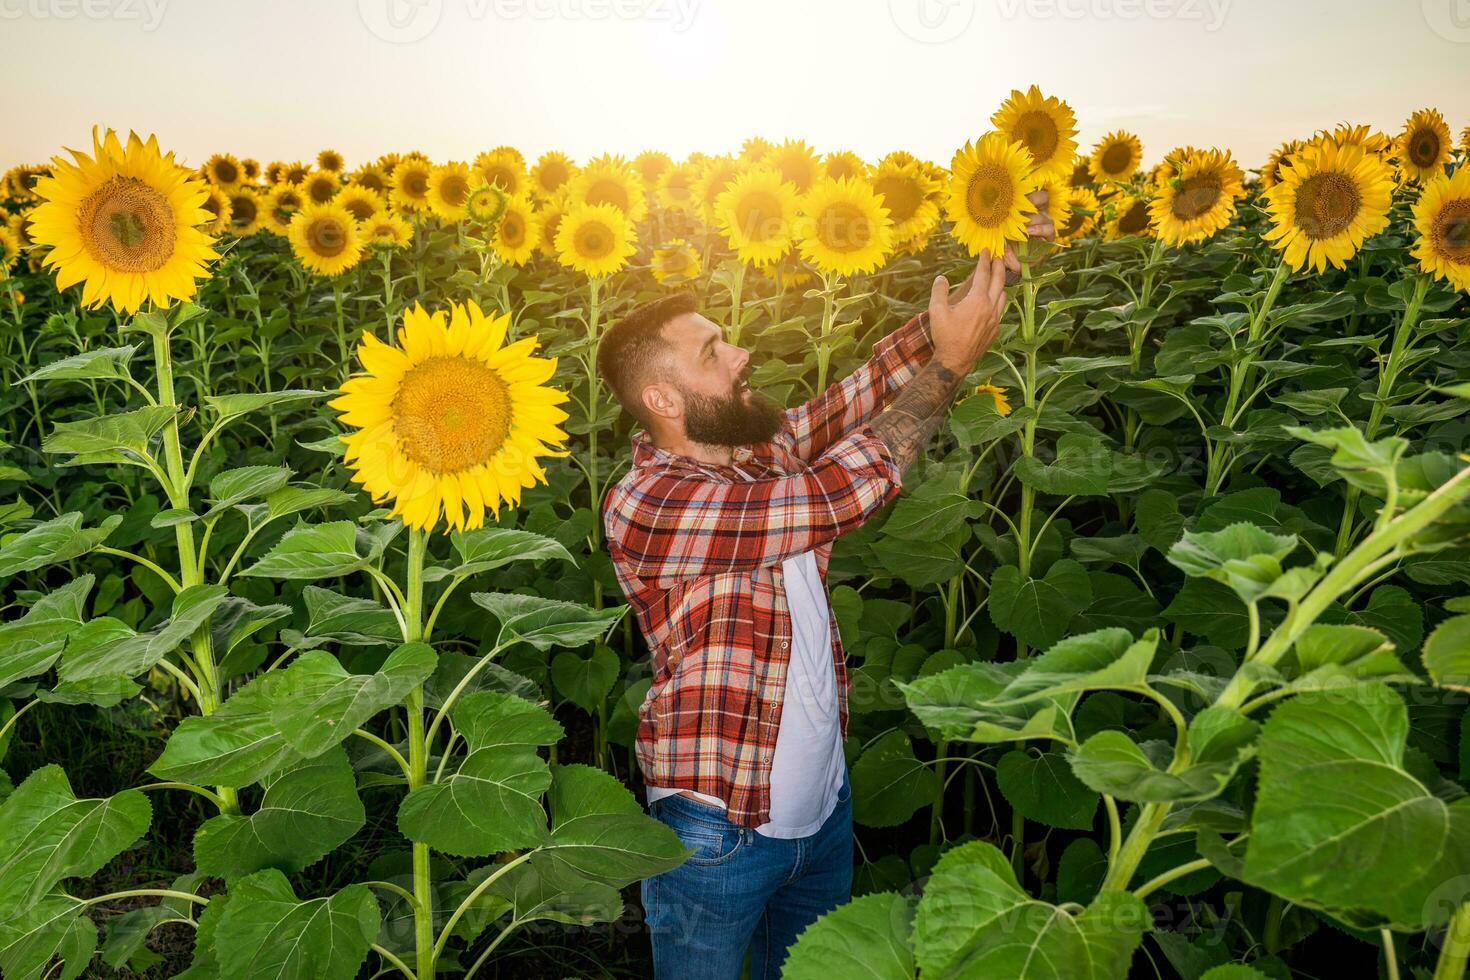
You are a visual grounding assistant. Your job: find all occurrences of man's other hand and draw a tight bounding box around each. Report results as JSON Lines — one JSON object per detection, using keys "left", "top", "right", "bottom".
{"left": 1003, "top": 188, "right": 1057, "bottom": 276}
{"left": 929, "top": 250, "right": 1007, "bottom": 376}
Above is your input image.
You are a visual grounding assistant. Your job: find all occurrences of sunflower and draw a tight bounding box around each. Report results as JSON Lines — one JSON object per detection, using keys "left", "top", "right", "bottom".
{"left": 1263, "top": 138, "right": 1394, "bottom": 273}
{"left": 262, "top": 183, "right": 306, "bottom": 235}
{"left": 945, "top": 133, "right": 1038, "bottom": 257}
{"left": 992, "top": 86, "right": 1078, "bottom": 181}
{"left": 466, "top": 184, "right": 508, "bottom": 226}
{"left": 1259, "top": 139, "right": 1302, "bottom": 190}
{"left": 337, "top": 185, "right": 387, "bottom": 223}
{"left": 1150, "top": 148, "right": 1244, "bottom": 246}
{"left": 769, "top": 139, "right": 824, "bottom": 193}
{"left": 1462, "top": 126, "right": 1470, "bottom": 153}
{"left": 633, "top": 150, "right": 673, "bottom": 191}
{"left": 391, "top": 158, "right": 434, "bottom": 213}
{"left": 530, "top": 151, "right": 577, "bottom": 200}
{"left": 1396, "top": 108, "right": 1454, "bottom": 183}
{"left": 1034, "top": 177, "right": 1073, "bottom": 245}
{"left": 1090, "top": 131, "right": 1142, "bottom": 182}
{"left": 880, "top": 149, "right": 919, "bottom": 170}
{"left": 824, "top": 150, "right": 868, "bottom": 182}
{"left": 333, "top": 301, "right": 570, "bottom": 532}
{"left": 349, "top": 165, "right": 391, "bottom": 194}
{"left": 363, "top": 213, "right": 413, "bottom": 249}
{"left": 283, "top": 161, "right": 312, "bottom": 185}
{"left": 4, "top": 165, "right": 48, "bottom": 202}
{"left": 1105, "top": 193, "right": 1155, "bottom": 241}
{"left": 317, "top": 148, "right": 345, "bottom": 173}
{"left": 555, "top": 202, "right": 637, "bottom": 277}
{"left": 427, "top": 162, "right": 474, "bottom": 221}
{"left": 225, "top": 188, "right": 262, "bottom": 236}
{"left": 303, "top": 169, "right": 342, "bottom": 205}
{"left": 535, "top": 197, "right": 567, "bottom": 258}
{"left": 200, "top": 185, "right": 233, "bottom": 235}
{"left": 715, "top": 166, "right": 800, "bottom": 266}
{"left": 264, "top": 161, "right": 288, "bottom": 185}
{"left": 8, "top": 212, "right": 33, "bottom": 248}
{"left": 1328, "top": 124, "right": 1392, "bottom": 157}
{"left": 652, "top": 239, "right": 702, "bottom": 284}
{"left": 204, "top": 152, "right": 244, "bottom": 189}
{"left": 0, "top": 227, "right": 21, "bottom": 269}
{"left": 693, "top": 155, "right": 742, "bottom": 226}
{"left": 740, "top": 136, "right": 774, "bottom": 164}
{"left": 1411, "top": 167, "right": 1470, "bottom": 292}
{"left": 972, "top": 383, "right": 1012, "bottom": 416}
{"left": 288, "top": 201, "right": 363, "bottom": 277}
{"left": 655, "top": 162, "right": 699, "bottom": 215}
{"left": 491, "top": 196, "right": 539, "bottom": 266}
{"left": 473, "top": 148, "right": 528, "bottom": 199}
{"left": 240, "top": 158, "right": 260, "bottom": 183}
{"left": 871, "top": 159, "right": 941, "bottom": 243}
{"left": 566, "top": 157, "right": 647, "bottom": 222}
{"left": 29, "top": 127, "right": 218, "bottom": 314}
{"left": 1056, "top": 187, "right": 1100, "bottom": 244}
{"left": 795, "top": 177, "right": 893, "bottom": 277}
{"left": 1068, "top": 158, "right": 1093, "bottom": 188}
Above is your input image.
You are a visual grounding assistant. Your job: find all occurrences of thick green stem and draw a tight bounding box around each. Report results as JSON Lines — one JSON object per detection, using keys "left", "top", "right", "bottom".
{"left": 398, "top": 530, "right": 434, "bottom": 980}
{"left": 1433, "top": 902, "right": 1470, "bottom": 980}
{"left": 814, "top": 275, "right": 837, "bottom": 394}
{"left": 929, "top": 739, "right": 949, "bottom": 846}
{"left": 585, "top": 277, "right": 604, "bottom": 609}
{"left": 726, "top": 261, "right": 746, "bottom": 347}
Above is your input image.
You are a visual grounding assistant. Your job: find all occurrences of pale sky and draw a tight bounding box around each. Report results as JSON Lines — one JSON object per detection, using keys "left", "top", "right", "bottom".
{"left": 3, "top": 0, "right": 1468, "bottom": 174}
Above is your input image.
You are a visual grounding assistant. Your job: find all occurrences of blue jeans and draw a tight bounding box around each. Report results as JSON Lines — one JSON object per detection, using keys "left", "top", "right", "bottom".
{"left": 641, "top": 768, "right": 853, "bottom": 980}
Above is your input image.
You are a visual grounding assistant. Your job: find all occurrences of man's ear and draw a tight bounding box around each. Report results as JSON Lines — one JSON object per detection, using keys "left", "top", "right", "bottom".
{"left": 641, "top": 381, "right": 680, "bottom": 422}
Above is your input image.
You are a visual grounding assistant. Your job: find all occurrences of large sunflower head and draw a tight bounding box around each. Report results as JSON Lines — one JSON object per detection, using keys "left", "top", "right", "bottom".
{"left": 566, "top": 157, "right": 647, "bottom": 223}
{"left": 715, "top": 165, "right": 800, "bottom": 266}
{"left": 991, "top": 86, "right": 1078, "bottom": 182}
{"left": 530, "top": 151, "right": 577, "bottom": 200}
{"left": 795, "top": 177, "right": 894, "bottom": 277}
{"left": 870, "top": 159, "right": 941, "bottom": 243}
{"left": 333, "top": 300, "right": 570, "bottom": 532}
{"left": 655, "top": 162, "right": 700, "bottom": 215}
{"left": 693, "top": 155, "right": 742, "bottom": 226}
{"left": 224, "top": 188, "right": 261, "bottom": 236}
{"left": 303, "top": 169, "right": 342, "bottom": 205}
{"left": 651, "top": 239, "right": 702, "bottom": 284}
{"left": 1263, "top": 137, "right": 1395, "bottom": 272}
{"left": 824, "top": 150, "right": 868, "bottom": 183}
{"left": 1056, "top": 186, "right": 1100, "bottom": 244}
{"left": 633, "top": 150, "right": 674, "bottom": 191}
{"left": 363, "top": 213, "right": 413, "bottom": 249}
{"left": 769, "top": 139, "right": 824, "bottom": 193}
{"left": 1105, "top": 192, "right": 1155, "bottom": 241}
{"left": 1395, "top": 108, "right": 1453, "bottom": 183}
{"left": 426, "top": 162, "right": 474, "bottom": 222}
{"left": 317, "top": 148, "right": 345, "bottom": 173}
{"left": 554, "top": 202, "right": 637, "bottom": 278}
{"left": 491, "top": 196, "right": 540, "bottom": 266}
{"left": 1411, "top": 166, "right": 1470, "bottom": 292}
{"left": 262, "top": 183, "right": 306, "bottom": 234}
{"left": 200, "top": 185, "right": 233, "bottom": 235}
{"left": 1090, "top": 131, "right": 1142, "bottom": 183}
{"left": 29, "top": 126, "right": 218, "bottom": 314}
{"left": 288, "top": 200, "right": 363, "bottom": 277}
{"left": 1150, "top": 148, "right": 1244, "bottom": 246}
{"left": 945, "top": 132, "right": 1038, "bottom": 257}
{"left": 390, "top": 159, "right": 434, "bottom": 215}
{"left": 204, "top": 152, "right": 244, "bottom": 189}
{"left": 337, "top": 185, "right": 387, "bottom": 224}
{"left": 473, "top": 148, "right": 527, "bottom": 199}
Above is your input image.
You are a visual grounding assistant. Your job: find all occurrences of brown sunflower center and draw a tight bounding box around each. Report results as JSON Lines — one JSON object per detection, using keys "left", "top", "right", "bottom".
{"left": 585, "top": 178, "right": 630, "bottom": 212}
{"left": 393, "top": 356, "right": 512, "bottom": 475}
{"left": 1432, "top": 199, "right": 1470, "bottom": 263}
{"left": 778, "top": 159, "right": 814, "bottom": 191}
{"left": 660, "top": 250, "right": 692, "bottom": 274}
{"left": 501, "top": 213, "right": 526, "bottom": 247}
{"left": 439, "top": 176, "right": 470, "bottom": 208}
{"left": 1410, "top": 128, "right": 1442, "bottom": 168}
{"left": 734, "top": 190, "right": 783, "bottom": 242}
{"left": 815, "top": 202, "right": 873, "bottom": 253}
{"left": 321, "top": 153, "right": 343, "bottom": 171}
{"left": 574, "top": 220, "right": 614, "bottom": 259}
{"left": 1118, "top": 200, "right": 1151, "bottom": 235}
{"left": 305, "top": 216, "right": 349, "bottom": 258}
{"left": 308, "top": 177, "right": 337, "bottom": 204}
{"left": 1295, "top": 171, "right": 1361, "bottom": 240}
{"left": 1171, "top": 175, "right": 1223, "bottom": 221}
{"left": 213, "top": 160, "right": 239, "bottom": 184}
{"left": 1061, "top": 210, "right": 1088, "bottom": 238}
{"left": 359, "top": 172, "right": 387, "bottom": 192}
{"left": 965, "top": 165, "right": 1015, "bottom": 227}
{"left": 873, "top": 175, "right": 922, "bottom": 223}
{"left": 80, "top": 176, "right": 176, "bottom": 273}
{"left": 343, "top": 196, "right": 377, "bottom": 221}
{"left": 403, "top": 171, "right": 429, "bottom": 197}
{"left": 202, "top": 195, "right": 224, "bottom": 221}
{"left": 229, "top": 194, "right": 258, "bottom": 229}
{"left": 1015, "top": 112, "right": 1059, "bottom": 165}
{"left": 1100, "top": 141, "right": 1134, "bottom": 176}
{"left": 538, "top": 162, "right": 569, "bottom": 191}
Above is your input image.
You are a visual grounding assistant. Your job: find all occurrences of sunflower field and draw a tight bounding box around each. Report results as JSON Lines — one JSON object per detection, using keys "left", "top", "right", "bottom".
{"left": 0, "top": 88, "right": 1469, "bottom": 980}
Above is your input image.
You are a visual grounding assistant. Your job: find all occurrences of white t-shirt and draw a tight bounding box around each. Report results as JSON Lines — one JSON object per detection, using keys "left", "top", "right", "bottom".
{"left": 645, "top": 467, "right": 847, "bottom": 839}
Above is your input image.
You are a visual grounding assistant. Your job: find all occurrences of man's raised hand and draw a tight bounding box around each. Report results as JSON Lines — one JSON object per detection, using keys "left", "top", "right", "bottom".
{"left": 928, "top": 249, "right": 1008, "bottom": 375}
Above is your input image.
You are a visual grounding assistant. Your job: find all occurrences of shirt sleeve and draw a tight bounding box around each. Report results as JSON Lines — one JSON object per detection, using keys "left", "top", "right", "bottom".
{"left": 604, "top": 427, "right": 903, "bottom": 588}
{"left": 779, "top": 311, "right": 934, "bottom": 464}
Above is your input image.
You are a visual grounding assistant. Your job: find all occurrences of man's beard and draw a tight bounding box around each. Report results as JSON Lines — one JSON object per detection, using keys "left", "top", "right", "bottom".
{"left": 680, "top": 372, "right": 786, "bottom": 448}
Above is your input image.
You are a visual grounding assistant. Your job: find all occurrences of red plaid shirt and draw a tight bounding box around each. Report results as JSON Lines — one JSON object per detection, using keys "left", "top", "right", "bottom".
{"left": 602, "top": 311, "right": 935, "bottom": 828}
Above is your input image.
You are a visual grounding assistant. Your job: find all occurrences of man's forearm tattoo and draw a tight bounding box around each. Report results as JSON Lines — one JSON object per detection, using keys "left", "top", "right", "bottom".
{"left": 869, "top": 359, "right": 964, "bottom": 475}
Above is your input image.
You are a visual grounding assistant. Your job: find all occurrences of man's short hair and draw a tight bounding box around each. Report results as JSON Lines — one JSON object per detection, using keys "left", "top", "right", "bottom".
{"left": 597, "top": 291, "right": 698, "bottom": 426}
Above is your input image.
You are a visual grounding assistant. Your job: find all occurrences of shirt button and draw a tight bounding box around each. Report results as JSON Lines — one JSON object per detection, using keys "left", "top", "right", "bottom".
{"left": 781, "top": 642, "right": 789, "bottom": 649}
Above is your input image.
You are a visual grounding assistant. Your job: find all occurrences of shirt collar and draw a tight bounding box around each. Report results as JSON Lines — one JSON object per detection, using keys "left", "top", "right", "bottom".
{"left": 629, "top": 429, "right": 761, "bottom": 475}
